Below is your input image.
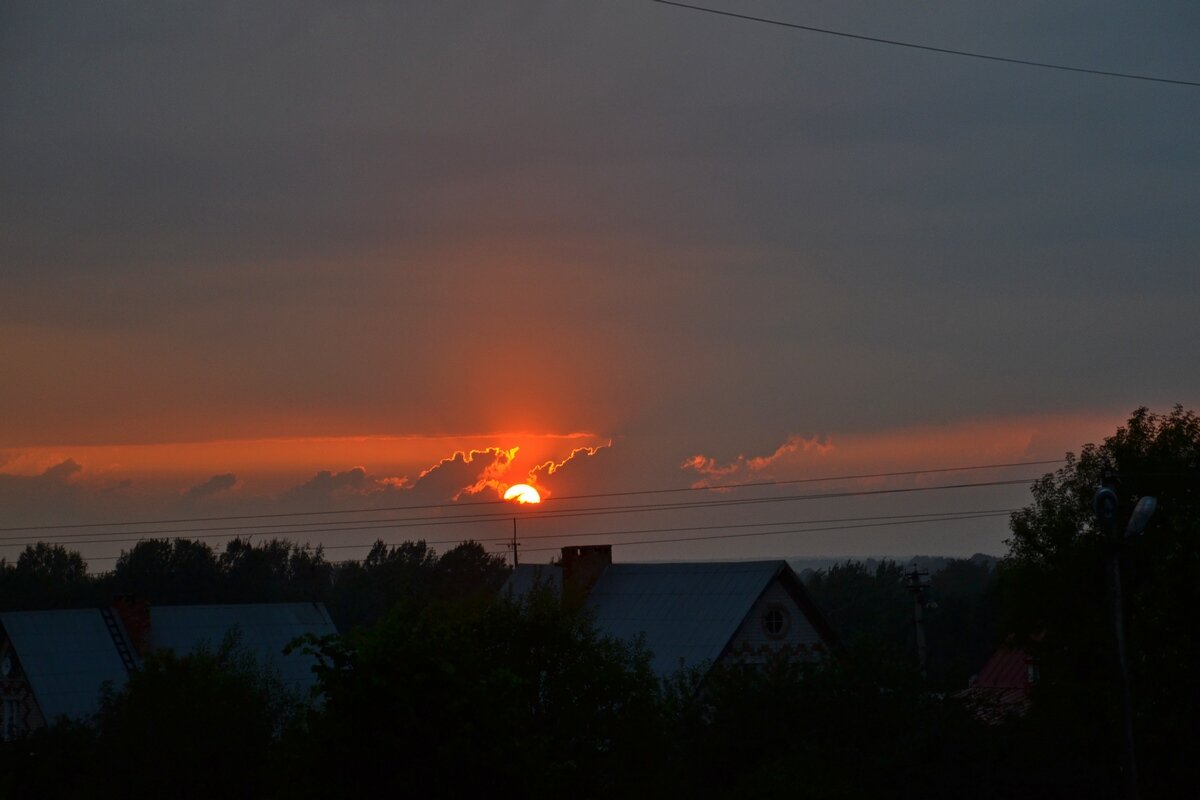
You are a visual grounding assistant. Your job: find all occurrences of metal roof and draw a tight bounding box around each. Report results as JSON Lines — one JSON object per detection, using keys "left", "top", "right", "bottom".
{"left": 586, "top": 561, "right": 785, "bottom": 679}
{"left": 0, "top": 609, "right": 130, "bottom": 723}
{"left": 958, "top": 646, "right": 1035, "bottom": 722}
{"left": 148, "top": 603, "right": 337, "bottom": 694}
{"left": 974, "top": 646, "right": 1033, "bottom": 690}
{"left": 501, "top": 564, "right": 563, "bottom": 600}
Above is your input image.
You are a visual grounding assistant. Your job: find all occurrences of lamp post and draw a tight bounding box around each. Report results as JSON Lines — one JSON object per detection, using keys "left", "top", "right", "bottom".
{"left": 1094, "top": 473, "right": 1156, "bottom": 800}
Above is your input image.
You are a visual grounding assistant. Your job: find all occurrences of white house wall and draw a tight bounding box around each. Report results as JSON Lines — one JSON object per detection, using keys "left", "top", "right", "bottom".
{"left": 725, "top": 578, "right": 823, "bottom": 664}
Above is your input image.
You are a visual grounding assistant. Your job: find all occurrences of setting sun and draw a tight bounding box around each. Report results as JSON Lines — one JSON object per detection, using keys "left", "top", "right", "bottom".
{"left": 503, "top": 483, "right": 542, "bottom": 504}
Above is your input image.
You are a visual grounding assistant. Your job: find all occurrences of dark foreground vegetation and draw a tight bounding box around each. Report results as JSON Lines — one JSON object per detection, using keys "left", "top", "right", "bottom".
{"left": 0, "top": 407, "right": 1196, "bottom": 799}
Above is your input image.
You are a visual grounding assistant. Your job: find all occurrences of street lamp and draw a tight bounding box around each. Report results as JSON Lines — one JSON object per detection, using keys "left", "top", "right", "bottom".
{"left": 1094, "top": 474, "right": 1156, "bottom": 800}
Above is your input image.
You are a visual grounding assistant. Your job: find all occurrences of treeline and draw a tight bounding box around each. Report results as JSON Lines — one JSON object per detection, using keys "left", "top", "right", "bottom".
{"left": 0, "top": 539, "right": 1012, "bottom": 797}
{"left": 0, "top": 582, "right": 1040, "bottom": 800}
{"left": 804, "top": 556, "right": 1000, "bottom": 690}
{"left": 0, "top": 536, "right": 1002, "bottom": 689}
{"left": 0, "top": 537, "right": 509, "bottom": 631}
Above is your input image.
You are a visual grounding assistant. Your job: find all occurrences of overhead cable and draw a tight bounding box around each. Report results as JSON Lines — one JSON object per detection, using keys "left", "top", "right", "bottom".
{"left": 652, "top": 0, "right": 1200, "bottom": 88}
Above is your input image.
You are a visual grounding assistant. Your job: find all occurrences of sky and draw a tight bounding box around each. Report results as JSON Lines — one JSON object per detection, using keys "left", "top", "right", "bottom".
{"left": 2, "top": 1, "right": 1198, "bottom": 568}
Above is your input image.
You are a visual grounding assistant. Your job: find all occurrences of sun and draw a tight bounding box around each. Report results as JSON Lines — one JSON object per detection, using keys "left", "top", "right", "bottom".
{"left": 503, "top": 483, "right": 542, "bottom": 504}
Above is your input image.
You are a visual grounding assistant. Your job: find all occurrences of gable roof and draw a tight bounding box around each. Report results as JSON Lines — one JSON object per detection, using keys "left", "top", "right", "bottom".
{"left": 148, "top": 602, "right": 337, "bottom": 693}
{"left": 501, "top": 564, "right": 563, "bottom": 599}
{"left": 957, "top": 645, "right": 1035, "bottom": 722}
{"left": 0, "top": 609, "right": 130, "bottom": 723}
{"left": 585, "top": 561, "right": 834, "bottom": 679}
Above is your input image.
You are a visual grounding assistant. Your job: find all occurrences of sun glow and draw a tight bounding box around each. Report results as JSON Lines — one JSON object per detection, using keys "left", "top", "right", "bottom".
{"left": 503, "top": 483, "right": 542, "bottom": 504}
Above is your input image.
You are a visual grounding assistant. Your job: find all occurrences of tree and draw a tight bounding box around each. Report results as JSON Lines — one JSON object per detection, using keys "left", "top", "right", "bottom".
{"left": 431, "top": 540, "right": 509, "bottom": 603}
{"left": 0, "top": 543, "right": 95, "bottom": 609}
{"left": 91, "top": 636, "right": 300, "bottom": 799}
{"left": 219, "top": 538, "right": 332, "bottom": 603}
{"left": 661, "top": 646, "right": 1001, "bottom": 800}
{"left": 1000, "top": 406, "right": 1200, "bottom": 796}
{"left": 925, "top": 556, "right": 999, "bottom": 688}
{"left": 803, "top": 560, "right": 910, "bottom": 661}
{"left": 290, "top": 587, "right": 661, "bottom": 799}
{"left": 111, "top": 538, "right": 223, "bottom": 603}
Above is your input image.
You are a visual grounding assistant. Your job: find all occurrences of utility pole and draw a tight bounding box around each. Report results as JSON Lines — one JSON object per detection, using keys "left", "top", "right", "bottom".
{"left": 508, "top": 517, "right": 520, "bottom": 568}
{"left": 905, "top": 564, "right": 932, "bottom": 679}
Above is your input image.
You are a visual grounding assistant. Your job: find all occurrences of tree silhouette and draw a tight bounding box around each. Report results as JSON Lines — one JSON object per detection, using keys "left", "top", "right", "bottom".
{"left": 1000, "top": 406, "right": 1200, "bottom": 796}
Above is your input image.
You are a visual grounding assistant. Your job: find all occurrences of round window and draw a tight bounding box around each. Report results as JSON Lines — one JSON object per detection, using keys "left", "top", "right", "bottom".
{"left": 762, "top": 604, "right": 790, "bottom": 640}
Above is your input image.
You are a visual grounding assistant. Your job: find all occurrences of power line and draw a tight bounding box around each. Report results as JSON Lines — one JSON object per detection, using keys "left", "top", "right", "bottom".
{"left": 0, "top": 458, "right": 1060, "bottom": 534}
{"left": 520, "top": 510, "right": 1011, "bottom": 553}
{"left": 652, "top": 0, "right": 1200, "bottom": 88}
{"left": 2, "top": 507, "right": 1017, "bottom": 552}
{"left": 0, "top": 475, "right": 1040, "bottom": 545}
{"left": 73, "top": 509, "right": 1013, "bottom": 564}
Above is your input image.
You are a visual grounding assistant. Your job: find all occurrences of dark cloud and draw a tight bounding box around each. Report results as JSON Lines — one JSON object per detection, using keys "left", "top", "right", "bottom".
{"left": 278, "top": 467, "right": 385, "bottom": 508}
{"left": 182, "top": 473, "right": 238, "bottom": 501}
{"left": 404, "top": 448, "right": 517, "bottom": 503}
{"left": 0, "top": 460, "right": 88, "bottom": 527}
{"left": 0, "top": 459, "right": 81, "bottom": 493}
{"left": 275, "top": 448, "right": 516, "bottom": 511}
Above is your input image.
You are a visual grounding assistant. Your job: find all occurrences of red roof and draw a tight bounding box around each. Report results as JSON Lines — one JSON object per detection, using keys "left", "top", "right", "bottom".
{"left": 957, "top": 645, "right": 1035, "bottom": 722}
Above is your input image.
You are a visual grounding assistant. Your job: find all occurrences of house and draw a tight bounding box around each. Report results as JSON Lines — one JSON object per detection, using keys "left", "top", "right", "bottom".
{"left": 957, "top": 641, "right": 1037, "bottom": 723}
{"left": 504, "top": 545, "right": 838, "bottom": 680}
{"left": 0, "top": 600, "right": 337, "bottom": 739}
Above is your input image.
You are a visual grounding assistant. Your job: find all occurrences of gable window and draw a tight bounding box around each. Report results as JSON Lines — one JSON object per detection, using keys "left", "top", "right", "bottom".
{"left": 762, "top": 604, "right": 790, "bottom": 640}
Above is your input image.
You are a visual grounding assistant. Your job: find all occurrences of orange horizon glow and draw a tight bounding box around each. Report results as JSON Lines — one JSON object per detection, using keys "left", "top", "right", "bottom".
{"left": 0, "top": 432, "right": 611, "bottom": 490}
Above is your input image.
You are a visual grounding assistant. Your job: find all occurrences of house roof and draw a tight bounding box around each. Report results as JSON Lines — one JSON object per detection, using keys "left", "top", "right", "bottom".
{"left": 148, "top": 602, "right": 337, "bottom": 693}
{"left": 586, "top": 561, "right": 807, "bottom": 679}
{"left": 974, "top": 646, "right": 1033, "bottom": 691}
{"left": 957, "top": 645, "right": 1034, "bottom": 722}
{"left": 501, "top": 564, "right": 563, "bottom": 598}
{"left": 0, "top": 609, "right": 130, "bottom": 723}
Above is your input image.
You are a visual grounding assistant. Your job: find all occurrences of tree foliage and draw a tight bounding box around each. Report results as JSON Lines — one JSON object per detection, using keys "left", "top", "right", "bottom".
{"left": 0, "top": 543, "right": 94, "bottom": 609}
{"left": 288, "top": 586, "right": 662, "bottom": 799}
{"left": 804, "top": 557, "right": 998, "bottom": 689}
{"left": 90, "top": 637, "right": 299, "bottom": 799}
{"left": 1000, "top": 405, "right": 1200, "bottom": 796}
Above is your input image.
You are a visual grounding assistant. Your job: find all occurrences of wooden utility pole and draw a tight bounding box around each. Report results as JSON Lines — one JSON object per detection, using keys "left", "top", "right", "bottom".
{"left": 905, "top": 565, "right": 931, "bottom": 679}
{"left": 509, "top": 517, "right": 520, "bottom": 568}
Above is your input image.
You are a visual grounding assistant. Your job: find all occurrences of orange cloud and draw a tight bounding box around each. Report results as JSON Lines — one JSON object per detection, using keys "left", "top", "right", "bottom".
{"left": 682, "top": 412, "right": 1124, "bottom": 489}
{"left": 683, "top": 435, "right": 834, "bottom": 487}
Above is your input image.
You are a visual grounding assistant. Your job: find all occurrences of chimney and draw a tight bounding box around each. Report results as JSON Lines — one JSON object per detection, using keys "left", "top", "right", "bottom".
{"left": 111, "top": 594, "right": 150, "bottom": 656}
{"left": 560, "top": 545, "right": 612, "bottom": 598}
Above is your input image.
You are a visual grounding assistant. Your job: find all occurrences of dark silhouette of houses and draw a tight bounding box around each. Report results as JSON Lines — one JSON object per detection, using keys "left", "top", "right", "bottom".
{"left": 0, "top": 601, "right": 336, "bottom": 739}
{"left": 504, "top": 545, "right": 838, "bottom": 680}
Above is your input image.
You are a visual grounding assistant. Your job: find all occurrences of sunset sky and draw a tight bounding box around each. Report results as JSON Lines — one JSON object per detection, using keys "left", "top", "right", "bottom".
{"left": 2, "top": 1, "right": 1197, "bottom": 567}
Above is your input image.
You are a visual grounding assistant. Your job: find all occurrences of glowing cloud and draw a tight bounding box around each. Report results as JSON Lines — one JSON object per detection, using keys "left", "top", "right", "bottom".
{"left": 683, "top": 435, "right": 833, "bottom": 488}
{"left": 412, "top": 446, "right": 520, "bottom": 500}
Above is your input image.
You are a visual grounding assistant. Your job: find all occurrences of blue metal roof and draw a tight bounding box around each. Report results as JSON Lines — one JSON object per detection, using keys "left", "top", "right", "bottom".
{"left": 148, "top": 603, "right": 337, "bottom": 694}
{"left": 586, "top": 561, "right": 784, "bottom": 679}
{"left": 0, "top": 609, "right": 130, "bottom": 723}
{"left": 501, "top": 564, "right": 563, "bottom": 600}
